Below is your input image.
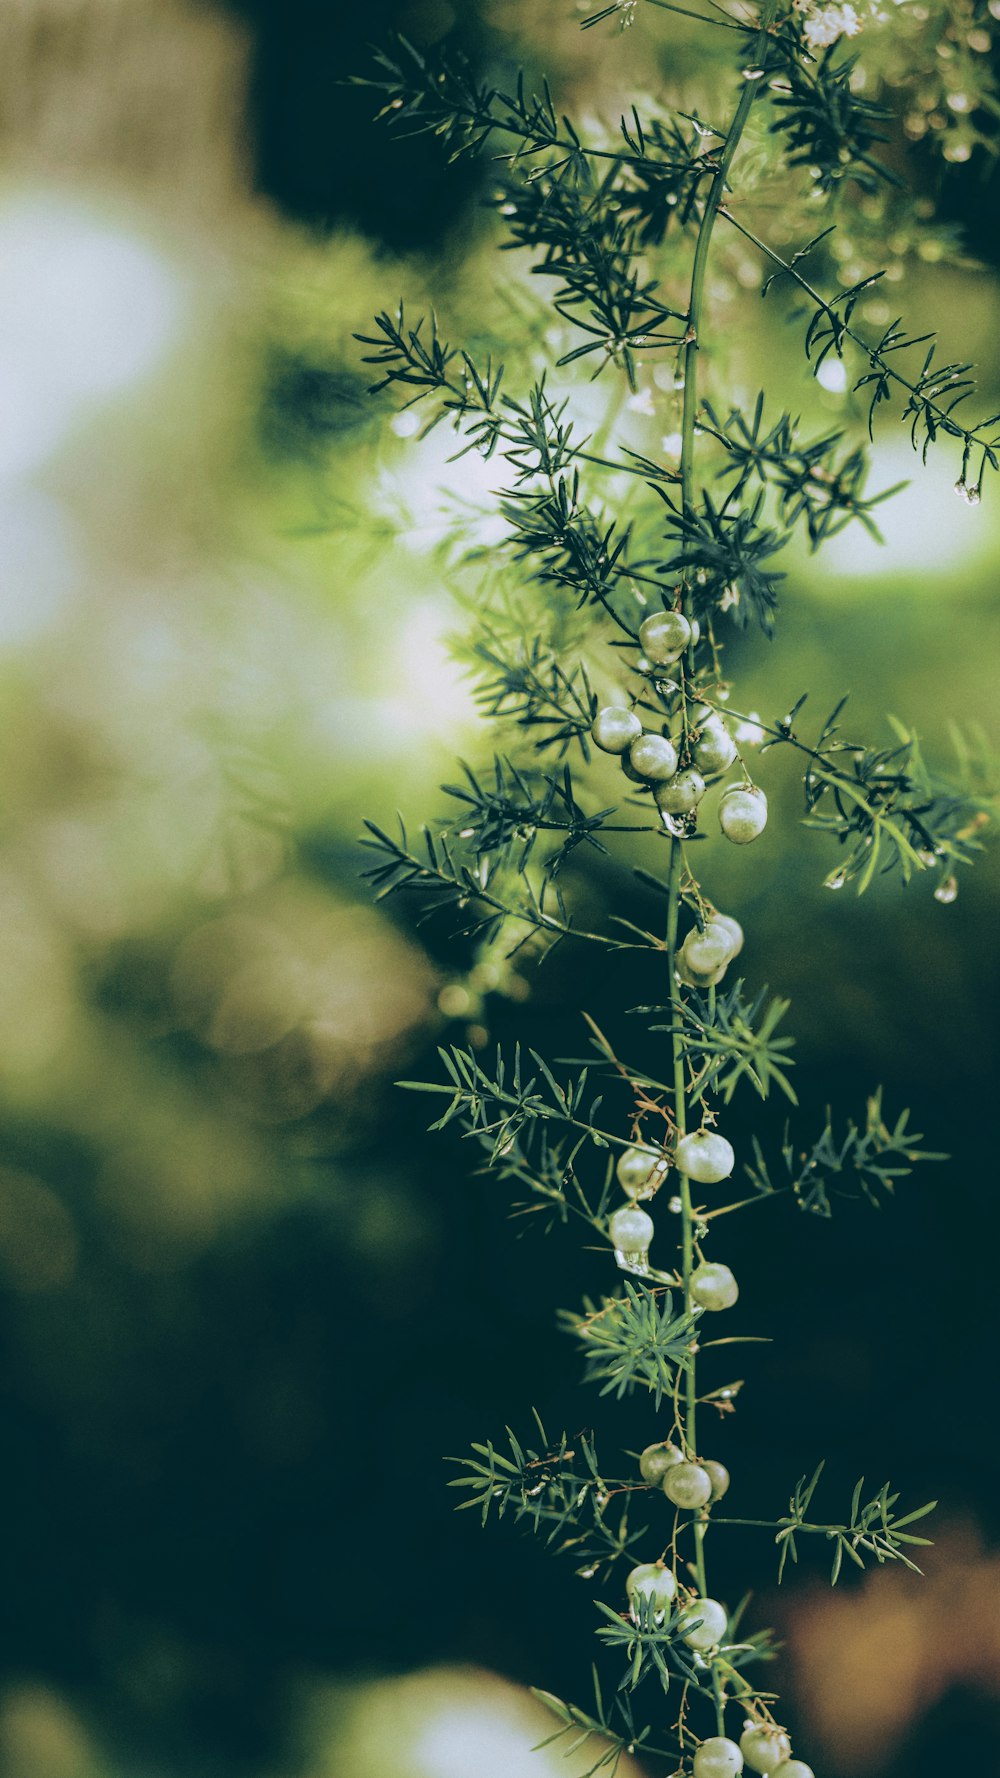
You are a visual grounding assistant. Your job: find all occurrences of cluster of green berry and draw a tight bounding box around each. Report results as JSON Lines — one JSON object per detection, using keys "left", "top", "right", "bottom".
{"left": 690, "top": 1725, "right": 810, "bottom": 1778}
{"left": 628, "top": 1541, "right": 811, "bottom": 1777}
{"left": 606, "top": 895, "right": 808, "bottom": 1775}
{"left": 590, "top": 610, "right": 768, "bottom": 843}
{"left": 608, "top": 1126, "right": 736, "bottom": 1269}
{"left": 638, "top": 1436, "right": 730, "bottom": 1513}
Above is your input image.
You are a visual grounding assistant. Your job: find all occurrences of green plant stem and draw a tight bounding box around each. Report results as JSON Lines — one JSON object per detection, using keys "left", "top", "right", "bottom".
{"left": 665, "top": 841, "right": 693, "bottom": 1353}
{"left": 679, "top": 11, "right": 778, "bottom": 519}
{"left": 670, "top": 3, "right": 778, "bottom": 1734}
{"left": 665, "top": 837, "right": 712, "bottom": 1607}
{"left": 712, "top": 1516, "right": 824, "bottom": 1530}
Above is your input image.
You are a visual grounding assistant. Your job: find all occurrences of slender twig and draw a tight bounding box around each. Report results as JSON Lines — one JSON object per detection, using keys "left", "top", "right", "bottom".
{"left": 720, "top": 207, "right": 1000, "bottom": 471}
{"left": 670, "top": 0, "right": 779, "bottom": 1732}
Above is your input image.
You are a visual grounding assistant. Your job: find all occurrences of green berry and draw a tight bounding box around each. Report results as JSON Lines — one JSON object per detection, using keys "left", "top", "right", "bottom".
{"left": 693, "top": 1738, "right": 744, "bottom": 1778}
{"left": 691, "top": 1261, "right": 739, "bottom": 1311}
{"left": 694, "top": 717, "right": 738, "bottom": 776}
{"left": 639, "top": 1441, "right": 683, "bottom": 1484}
{"left": 592, "top": 706, "right": 643, "bottom": 754}
{"left": 771, "top": 1765, "right": 813, "bottom": 1778}
{"left": 655, "top": 768, "right": 706, "bottom": 816}
{"left": 617, "top": 1145, "right": 667, "bottom": 1199}
{"left": 620, "top": 754, "right": 648, "bottom": 784}
{"left": 710, "top": 913, "right": 744, "bottom": 957}
{"left": 677, "top": 1596, "right": 727, "bottom": 1649}
{"left": 702, "top": 1459, "right": 730, "bottom": 1501}
{"left": 674, "top": 1130, "right": 734, "bottom": 1184}
{"left": 740, "top": 1727, "right": 791, "bottom": 1773}
{"left": 676, "top": 953, "right": 726, "bottom": 990}
{"left": 663, "top": 1461, "right": 712, "bottom": 1509}
{"left": 630, "top": 732, "right": 679, "bottom": 782}
{"left": 638, "top": 610, "right": 691, "bottom": 663}
{"left": 682, "top": 921, "right": 734, "bottom": 976}
{"left": 719, "top": 785, "right": 768, "bottom": 844}
{"left": 609, "top": 1205, "right": 653, "bottom": 1261}
{"left": 626, "top": 1560, "right": 676, "bottom": 1617}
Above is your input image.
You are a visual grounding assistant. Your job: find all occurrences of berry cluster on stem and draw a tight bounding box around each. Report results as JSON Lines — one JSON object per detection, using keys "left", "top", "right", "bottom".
{"left": 356, "top": 2, "right": 998, "bottom": 1769}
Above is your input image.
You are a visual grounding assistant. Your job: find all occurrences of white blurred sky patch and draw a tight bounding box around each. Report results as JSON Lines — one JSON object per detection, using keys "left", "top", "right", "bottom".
{"left": 0, "top": 186, "right": 189, "bottom": 646}
{"left": 802, "top": 435, "right": 997, "bottom": 583}
{"left": 0, "top": 486, "right": 78, "bottom": 644}
{"left": 815, "top": 356, "right": 848, "bottom": 393}
{"left": 0, "top": 188, "right": 187, "bottom": 479}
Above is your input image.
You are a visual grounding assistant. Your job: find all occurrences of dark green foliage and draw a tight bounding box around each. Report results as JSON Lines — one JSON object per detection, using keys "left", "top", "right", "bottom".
{"left": 498, "top": 156, "right": 686, "bottom": 375}
{"left": 614, "top": 108, "right": 720, "bottom": 245}
{"left": 357, "top": 305, "right": 506, "bottom": 452}
{"left": 772, "top": 1462, "right": 937, "bottom": 1582}
{"left": 448, "top": 1417, "right": 646, "bottom": 1576}
{"left": 466, "top": 626, "right": 598, "bottom": 757}
{"left": 768, "top": 35, "right": 894, "bottom": 193}
{"left": 438, "top": 757, "right": 617, "bottom": 874}
{"left": 701, "top": 393, "right": 903, "bottom": 547}
{"left": 744, "top": 1088, "right": 945, "bottom": 1216}
{"left": 352, "top": 37, "right": 522, "bottom": 163}
{"left": 644, "top": 981, "right": 798, "bottom": 1105}
{"left": 561, "top": 1283, "right": 698, "bottom": 1407}
{"left": 730, "top": 216, "right": 1000, "bottom": 488}
{"left": 749, "top": 698, "right": 1000, "bottom": 891}
{"left": 655, "top": 487, "right": 787, "bottom": 633}
{"left": 594, "top": 1594, "right": 697, "bottom": 1696}
{"left": 499, "top": 474, "right": 640, "bottom": 620}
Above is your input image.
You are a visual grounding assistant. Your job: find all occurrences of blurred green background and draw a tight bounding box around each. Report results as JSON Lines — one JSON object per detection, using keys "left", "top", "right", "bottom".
{"left": 0, "top": 3, "right": 998, "bottom": 1777}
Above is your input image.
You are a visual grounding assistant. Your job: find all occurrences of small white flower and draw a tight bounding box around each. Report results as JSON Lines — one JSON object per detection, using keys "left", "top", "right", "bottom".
{"left": 661, "top": 431, "right": 684, "bottom": 457}
{"left": 627, "top": 387, "right": 656, "bottom": 416}
{"left": 801, "top": 2, "right": 862, "bottom": 47}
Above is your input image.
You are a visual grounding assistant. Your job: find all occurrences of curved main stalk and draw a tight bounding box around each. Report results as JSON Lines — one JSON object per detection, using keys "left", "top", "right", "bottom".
{"left": 668, "top": 0, "right": 779, "bottom": 1728}
{"left": 679, "top": 7, "right": 779, "bottom": 518}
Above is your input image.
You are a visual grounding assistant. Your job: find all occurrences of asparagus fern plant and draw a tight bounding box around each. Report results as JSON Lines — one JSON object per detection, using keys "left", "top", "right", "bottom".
{"left": 354, "top": 4, "right": 999, "bottom": 1773}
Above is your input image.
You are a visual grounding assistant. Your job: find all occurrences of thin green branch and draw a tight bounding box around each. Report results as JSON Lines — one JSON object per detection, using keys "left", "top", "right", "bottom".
{"left": 720, "top": 208, "right": 1000, "bottom": 483}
